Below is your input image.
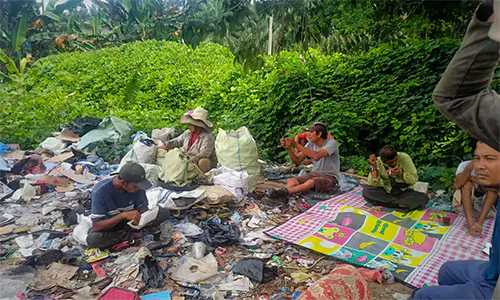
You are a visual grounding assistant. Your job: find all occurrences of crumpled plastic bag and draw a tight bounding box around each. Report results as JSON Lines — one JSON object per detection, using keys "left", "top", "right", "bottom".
{"left": 191, "top": 220, "right": 241, "bottom": 248}
{"left": 173, "top": 222, "right": 204, "bottom": 237}
{"left": 140, "top": 256, "right": 165, "bottom": 289}
{"left": 171, "top": 253, "right": 218, "bottom": 283}
{"left": 72, "top": 214, "right": 92, "bottom": 246}
{"left": 232, "top": 258, "right": 277, "bottom": 283}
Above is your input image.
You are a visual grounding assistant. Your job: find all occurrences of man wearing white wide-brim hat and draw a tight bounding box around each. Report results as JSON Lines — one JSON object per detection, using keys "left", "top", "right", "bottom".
{"left": 159, "top": 107, "right": 217, "bottom": 172}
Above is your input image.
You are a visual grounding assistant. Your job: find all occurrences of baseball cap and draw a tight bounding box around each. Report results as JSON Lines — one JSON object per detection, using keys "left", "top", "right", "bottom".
{"left": 305, "top": 122, "right": 327, "bottom": 132}
{"left": 118, "top": 162, "right": 152, "bottom": 190}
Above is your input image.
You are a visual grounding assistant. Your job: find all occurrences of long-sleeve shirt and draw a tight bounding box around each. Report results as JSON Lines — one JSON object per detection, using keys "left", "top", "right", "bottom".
{"left": 432, "top": 5, "right": 500, "bottom": 152}
{"left": 367, "top": 152, "right": 418, "bottom": 193}
{"left": 166, "top": 129, "right": 217, "bottom": 168}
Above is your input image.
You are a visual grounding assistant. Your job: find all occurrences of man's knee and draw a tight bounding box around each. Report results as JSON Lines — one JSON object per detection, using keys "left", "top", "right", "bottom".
{"left": 461, "top": 181, "right": 473, "bottom": 194}
{"left": 437, "top": 261, "right": 456, "bottom": 284}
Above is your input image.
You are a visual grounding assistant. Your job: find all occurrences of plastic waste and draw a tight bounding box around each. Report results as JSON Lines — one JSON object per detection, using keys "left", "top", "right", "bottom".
{"left": 140, "top": 256, "right": 165, "bottom": 289}
{"left": 159, "top": 221, "right": 174, "bottom": 241}
{"left": 191, "top": 220, "right": 241, "bottom": 248}
{"left": 72, "top": 214, "right": 93, "bottom": 246}
{"left": 291, "top": 272, "right": 313, "bottom": 283}
{"left": 232, "top": 258, "right": 277, "bottom": 283}
{"left": 219, "top": 277, "right": 254, "bottom": 292}
{"left": 173, "top": 223, "right": 204, "bottom": 237}
{"left": 393, "top": 292, "right": 411, "bottom": 300}
{"left": 171, "top": 253, "right": 218, "bottom": 283}
{"left": 0, "top": 265, "right": 35, "bottom": 299}
{"left": 192, "top": 242, "right": 207, "bottom": 259}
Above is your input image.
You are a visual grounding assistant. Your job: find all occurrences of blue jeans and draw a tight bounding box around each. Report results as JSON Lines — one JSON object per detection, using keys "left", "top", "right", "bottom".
{"left": 413, "top": 260, "right": 495, "bottom": 299}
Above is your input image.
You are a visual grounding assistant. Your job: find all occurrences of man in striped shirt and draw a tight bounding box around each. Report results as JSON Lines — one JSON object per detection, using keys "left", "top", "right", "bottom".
{"left": 87, "top": 162, "right": 151, "bottom": 248}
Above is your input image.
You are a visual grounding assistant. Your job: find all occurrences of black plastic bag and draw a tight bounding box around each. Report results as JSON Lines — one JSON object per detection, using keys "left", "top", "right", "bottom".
{"left": 191, "top": 221, "right": 240, "bottom": 248}
{"left": 232, "top": 258, "right": 277, "bottom": 283}
{"left": 140, "top": 256, "right": 165, "bottom": 288}
{"left": 61, "top": 117, "right": 102, "bottom": 137}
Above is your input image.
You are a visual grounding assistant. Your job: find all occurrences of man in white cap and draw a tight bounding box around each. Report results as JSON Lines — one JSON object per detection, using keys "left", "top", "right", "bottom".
{"left": 159, "top": 107, "right": 217, "bottom": 173}
{"left": 87, "top": 162, "right": 154, "bottom": 248}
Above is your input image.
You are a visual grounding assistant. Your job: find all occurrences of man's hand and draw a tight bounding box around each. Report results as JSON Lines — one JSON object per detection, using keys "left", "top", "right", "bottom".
{"left": 390, "top": 167, "right": 400, "bottom": 178}
{"left": 368, "top": 154, "right": 377, "bottom": 166}
{"left": 122, "top": 210, "right": 141, "bottom": 225}
{"left": 281, "top": 138, "right": 293, "bottom": 149}
{"left": 465, "top": 160, "right": 475, "bottom": 172}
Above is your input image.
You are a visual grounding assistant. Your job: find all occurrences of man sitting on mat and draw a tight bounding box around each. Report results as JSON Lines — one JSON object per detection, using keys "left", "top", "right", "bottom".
{"left": 362, "top": 146, "right": 429, "bottom": 211}
{"left": 268, "top": 123, "right": 340, "bottom": 198}
{"left": 453, "top": 158, "right": 498, "bottom": 237}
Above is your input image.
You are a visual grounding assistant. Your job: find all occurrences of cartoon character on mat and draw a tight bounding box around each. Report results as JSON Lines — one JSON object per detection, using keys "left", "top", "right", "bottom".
{"left": 383, "top": 246, "right": 412, "bottom": 264}
{"left": 318, "top": 227, "right": 345, "bottom": 239}
{"left": 428, "top": 211, "right": 448, "bottom": 221}
{"left": 413, "top": 222, "right": 446, "bottom": 234}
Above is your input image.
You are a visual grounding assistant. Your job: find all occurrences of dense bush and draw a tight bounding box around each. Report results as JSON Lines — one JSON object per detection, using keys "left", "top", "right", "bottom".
{"left": 0, "top": 41, "right": 238, "bottom": 147}
{"left": 1, "top": 39, "right": 498, "bottom": 172}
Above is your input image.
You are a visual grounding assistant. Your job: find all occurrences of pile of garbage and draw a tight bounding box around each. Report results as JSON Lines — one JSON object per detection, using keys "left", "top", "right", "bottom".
{"left": 0, "top": 116, "right": 411, "bottom": 300}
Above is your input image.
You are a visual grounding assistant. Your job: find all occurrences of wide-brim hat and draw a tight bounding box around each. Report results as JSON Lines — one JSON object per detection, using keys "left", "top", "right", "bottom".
{"left": 180, "top": 107, "right": 213, "bottom": 130}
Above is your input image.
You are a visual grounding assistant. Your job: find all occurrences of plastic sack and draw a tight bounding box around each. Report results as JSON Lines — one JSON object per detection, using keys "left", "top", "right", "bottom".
{"left": 152, "top": 127, "right": 175, "bottom": 142}
{"left": 119, "top": 141, "right": 156, "bottom": 167}
{"left": 72, "top": 214, "right": 92, "bottom": 246}
{"left": 171, "top": 253, "right": 218, "bottom": 283}
{"left": 140, "top": 256, "right": 165, "bottom": 289}
{"left": 40, "top": 137, "right": 68, "bottom": 154}
{"left": 215, "top": 127, "right": 260, "bottom": 192}
{"left": 198, "top": 184, "right": 237, "bottom": 205}
{"left": 212, "top": 166, "right": 249, "bottom": 201}
{"left": 78, "top": 116, "right": 132, "bottom": 150}
{"left": 158, "top": 148, "right": 197, "bottom": 186}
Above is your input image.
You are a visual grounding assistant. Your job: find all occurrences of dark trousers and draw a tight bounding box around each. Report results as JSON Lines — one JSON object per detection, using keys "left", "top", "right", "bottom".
{"left": 86, "top": 207, "right": 170, "bottom": 249}
{"left": 413, "top": 260, "right": 494, "bottom": 299}
{"left": 362, "top": 185, "right": 429, "bottom": 211}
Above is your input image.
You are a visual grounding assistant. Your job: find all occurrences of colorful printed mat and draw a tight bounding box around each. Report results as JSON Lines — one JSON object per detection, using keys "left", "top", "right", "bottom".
{"left": 265, "top": 188, "right": 494, "bottom": 288}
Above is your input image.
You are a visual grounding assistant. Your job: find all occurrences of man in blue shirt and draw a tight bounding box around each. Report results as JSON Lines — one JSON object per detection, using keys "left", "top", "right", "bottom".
{"left": 413, "top": 141, "right": 499, "bottom": 299}
{"left": 87, "top": 162, "right": 153, "bottom": 248}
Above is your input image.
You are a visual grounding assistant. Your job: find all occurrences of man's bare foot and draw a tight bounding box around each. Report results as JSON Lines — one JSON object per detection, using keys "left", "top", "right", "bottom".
{"left": 467, "top": 222, "right": 481, "bottom": 237}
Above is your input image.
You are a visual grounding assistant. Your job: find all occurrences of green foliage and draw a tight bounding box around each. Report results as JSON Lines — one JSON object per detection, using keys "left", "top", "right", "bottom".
{"left": 0, "top": 41, "right": 238, "bottom": 148}
{"left": 1, "top": 38, "right": 498, "bottom": 173}
{"left": 206, "top": 38, "right": 499, "bottom": 167}
{"left": 340, "top": 156, "right": 370, "bottom": 176}
{"left": 418, "top": 166, "right": 457, "bottom": 193}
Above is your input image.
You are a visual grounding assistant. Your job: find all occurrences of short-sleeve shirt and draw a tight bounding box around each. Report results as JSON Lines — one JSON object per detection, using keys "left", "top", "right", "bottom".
{"left": 90, "top": 177, "right": 148, "bottom": 223}
{"left": 305, "top": 139, "right": 340, "bottom": 177}
{"left": 456, "top": 160, "right": 477, "bottom": 176}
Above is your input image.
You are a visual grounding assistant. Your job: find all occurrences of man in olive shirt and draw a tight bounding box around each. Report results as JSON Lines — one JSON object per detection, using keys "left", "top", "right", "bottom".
{"left": 362, "top": 146, "right": 429, "bottom": 211}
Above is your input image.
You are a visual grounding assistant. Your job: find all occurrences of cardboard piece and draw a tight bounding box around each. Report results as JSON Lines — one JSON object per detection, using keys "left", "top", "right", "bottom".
{"left": 60, "top": 169, "right": 92, "bottom": 184}
{"left": 30, "top": 263, "right": 78, "bottom": 291}
{"left": 59, "top": 129, "right": 80, "bottom": 143}
{"left": 41, "top": 175, "right": 70, "bottom": 187}
{"left": 48, "top": 151, "right": 74, "bottom": 162}
{"left": 56, "top": 182, "right": 75, "bottom": 193}
{"left": 2, "top": 150, "right": 25, "bottom": 160}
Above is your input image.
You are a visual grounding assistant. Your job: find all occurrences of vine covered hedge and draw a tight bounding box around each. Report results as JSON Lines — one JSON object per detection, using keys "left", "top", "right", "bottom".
{"left": 1, "top": 39, "right": 498, "bottom": 171}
